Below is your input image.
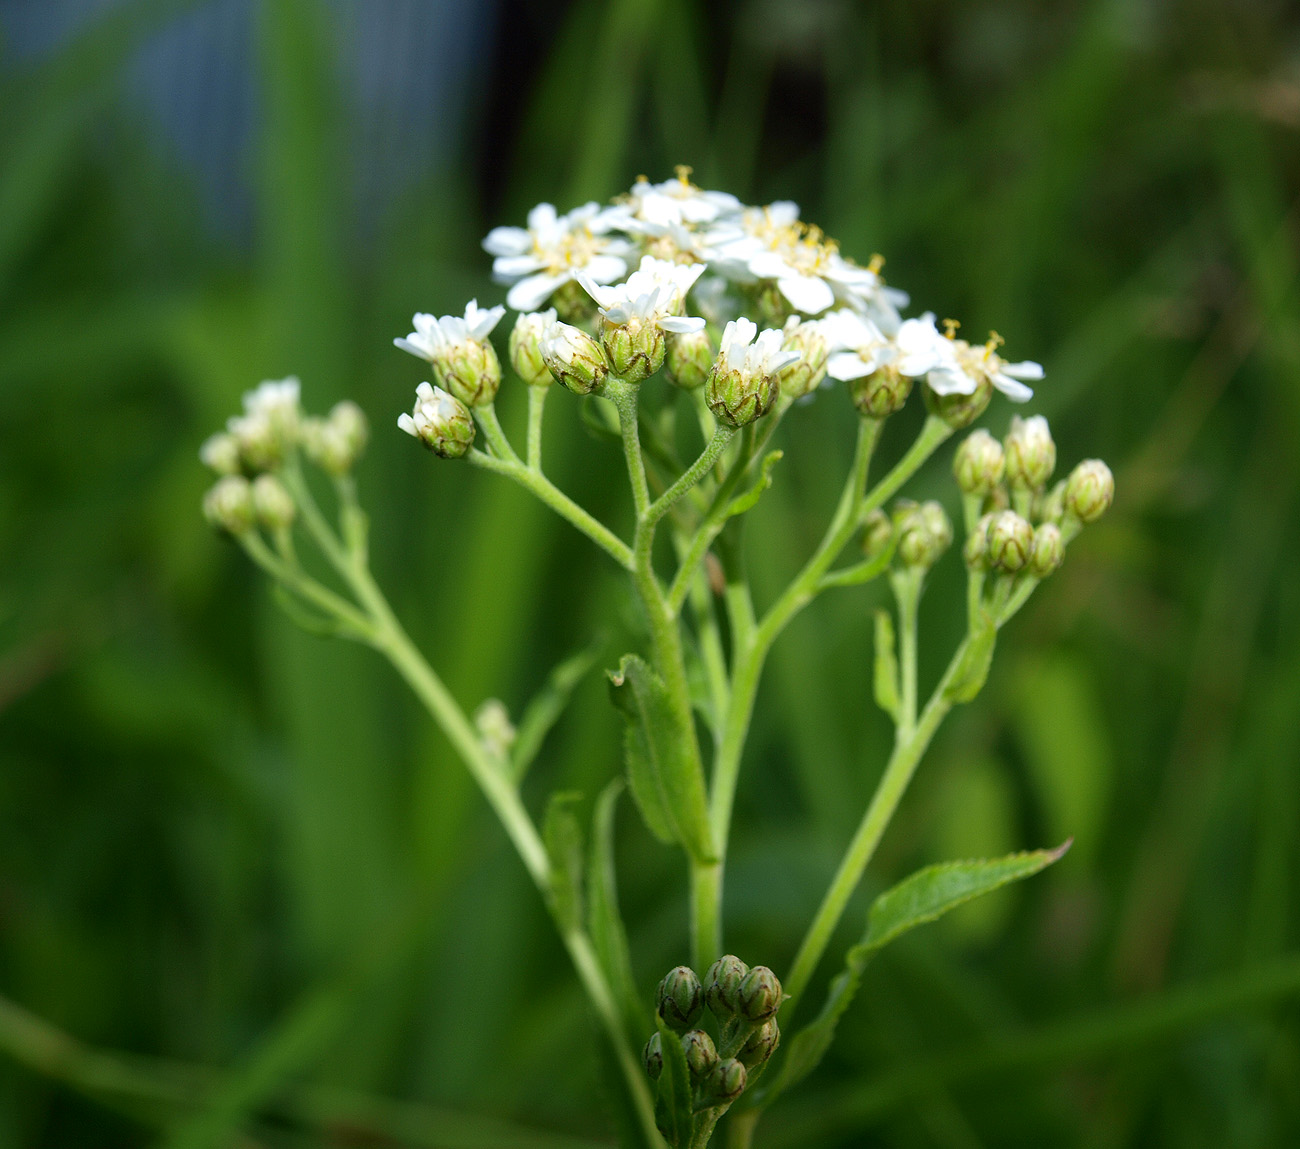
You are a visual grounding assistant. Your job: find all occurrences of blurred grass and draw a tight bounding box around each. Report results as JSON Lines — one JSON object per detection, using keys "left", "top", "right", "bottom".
{"left": 2, "top": 0, "right": 1300, "bottom": 1146}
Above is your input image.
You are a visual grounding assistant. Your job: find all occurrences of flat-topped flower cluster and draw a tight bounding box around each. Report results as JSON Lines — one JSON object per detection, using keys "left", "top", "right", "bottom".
{"left": 393, "top": 168, "right": 1045, "bottom": 455}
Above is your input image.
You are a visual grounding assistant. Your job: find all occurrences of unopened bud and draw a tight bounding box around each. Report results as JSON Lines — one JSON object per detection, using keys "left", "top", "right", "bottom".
{"left": 703, "top": 1058, "right": 747, "bottom": 1103}
{"left": 1004, "top": 415, "right": 1055, "bottom": 489}
{"left": 200, "top": 433, "right": 241, "bottom": 476}
{"left": 398, "top": 383, "right": 475, "bottom": 459}
{"left": 953, "top": 429, "right": 1005, "bottom": 497}
{"left": 227, "top": 411, "right": 282, "bottom": 472}
{"left": 1064, "top": 459, "right": 1114, "bottom": 523}
{"left": 861, "top": 508, "right": 893, "bottom": 559}
{"left": 509, "top": 309, "right": 556, "bottom": 387}
{"left": 665, "top": 328, "right": 714, "bottom": 390}
{"left": 707, "top": 361, "right": 778, "bottom": 428}
{"left": 436, "top": 338, "right": 501, "bottom": 408}
{"left": 777, "top": 317, "right": 829, "bottom": 399}
{"left": 737, "top": 965, "right": 782, "bottom": 1022}
{"left": 738, "top": 1018, "right": 780, "bottom": 1070}
{"left": 680, "top": 1029, "right": 718, "bottom": 1080}
{"left": 252, "top": 474, "right": 296, "bottom": 531}
{"left": 705, "top": 955, "right": 748, "bottom": 1020}
{"left": 474, "top": 699, "right": 516, "bottom": 761}
{"left": 1029, "top": 522, "right": 1064, "bottom": 577}
{"left": 656, "top": 966, "right": 703, "bottom": 1032}
{"left": 986, "top": 510, "right": 1034, "bottom": 573}
{"left": 303, "top": 401, "right": 369, "bottom": 476}
{"left": 896, "top": 500, "right": 953, "bottom": 570}
{"left": 850, "top": 363, "right": 913, "bottom": 418}
{"left": 925, "top": 374, "right": 992, "bottom": 429}
{"left": 602, "top": 318, "right": 665, "bottom": 384}
{"left": 541, "top": 321, "right": 610, "bottom": 395}
{"left": 203, "top": 475, "right": 254, "bottom": 534}
{"left": 329, "top": 399, "right": 368, "bottom": 459}
{"left": 642, "top": 1032, "right": 663, "bottom": 1080}
{"left": 964, "top": 513, "right": 994, "bottom": 570}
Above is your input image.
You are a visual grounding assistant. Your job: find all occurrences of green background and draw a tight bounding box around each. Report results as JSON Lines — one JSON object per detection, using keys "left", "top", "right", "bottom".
{"left": 2, "top": 0, "right": 1299, "bottom": 1145}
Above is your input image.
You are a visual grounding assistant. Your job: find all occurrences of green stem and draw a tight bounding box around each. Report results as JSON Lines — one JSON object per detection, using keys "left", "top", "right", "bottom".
{"left": 526, "top": 385, "right": 548, "bottom": 471}
{"left": 891, "top": 569, "right": 922, "bottom": 742}
{"left": 646, "top": 426, "right": 736, "bottom": 527}
{"left": 239, "top": 533, "right": 374, "bottom": 638}
{"left": 474, "top": 402, "right": 521, "bottom": 463}
{"left": 467, "top": 449, "right": 634, "bottom": 569}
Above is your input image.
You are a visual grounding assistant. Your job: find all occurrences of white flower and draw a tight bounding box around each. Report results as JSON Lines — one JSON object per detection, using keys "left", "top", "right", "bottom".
{"left": 482, "top": 202, "right": 632, "bottom": 311}
{"left": 397, "top": 381, "right": 464, "bottom": 439}
{"left": 394, "top": 300, "right": 505, "bottom": 362}
{"left": 916, "top": 319, "right": 1042, "bottom": 402}
{"left": 717, "top": 317, "right": 801, "bottom": 377}
{"left": 578, "top": 256, "right": 706, "bottom": 333}
{"left": 615, "top": 169, "right": 742, "bottom": 230}
{"left": 225, "top": 377, "right": 302, "bottom": 468}
{"left": 240, "top": 377, "right": 301, "bottom": 427}
{"left": 893, "top": 313, "right": 955, "bottom": 378}
{"left": 822, "top": 310, "right": 892, "bottom": 381}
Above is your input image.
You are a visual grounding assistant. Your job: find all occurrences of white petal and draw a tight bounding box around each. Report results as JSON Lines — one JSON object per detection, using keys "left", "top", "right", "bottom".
{"left": 925, "top": 366, "right": 976, "bottom": 396}
{"left": 776, "top": 274, "right": 835, "bottom": 315}
{"left": 658, "top": 315, "right": 706, "bottom": 334}
{"left": 492, "top": 254, "right": 544, "bottom": 278}
{"left": 992, "top": 373, "right": 1035, "bottom": 402}
{"left": 583, "top": 254, "right": 629, "bottom": 283}
{"left": 748, "top": 251, "right": 796, "bottom": 279}
{"left": 482, "top": 226, "right": 532, "bottom": 257}
{"left": 526, "top": 202, "right": 558, "bottom": 231}
{"left": 1001, "top": 360, "right": 1044, "bottom": 380}
{"left": 826, "top": 351, "right": 874, "bottom": 381}
{"left": 397, "top": 413, "right": 418, "bottom": 436}
{"left": 394, "top": 336, "right": 433, "bottom": 360}
{"left": 507, "top": 272, "right": 566, "bottom": 312}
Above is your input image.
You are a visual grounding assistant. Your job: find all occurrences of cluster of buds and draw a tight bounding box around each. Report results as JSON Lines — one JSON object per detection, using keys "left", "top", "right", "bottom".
{"left": 956, "top": 415, "right": 1113, "bottom": 578}
{"left": 394, "top": 302, "right": 504, "bottom": 407}
{"left": 643, "top": 957, "right": 784, "bottom": 1137}
{"left": 892, "top": 500, "right": 953, "bottom": 572}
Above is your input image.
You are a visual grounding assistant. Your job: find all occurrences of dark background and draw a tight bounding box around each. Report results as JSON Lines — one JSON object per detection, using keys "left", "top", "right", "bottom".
{"left": 2, "top": 0, "right": 1299, "bottom": 1145}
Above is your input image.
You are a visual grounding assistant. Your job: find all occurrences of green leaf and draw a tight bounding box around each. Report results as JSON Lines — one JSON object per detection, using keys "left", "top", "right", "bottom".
{"left": 945, "top": 608, "right": 998, "bottom": 703}
{"left": 543, "top": 792, "right": 585, "bottom": 933}
{"left": 509, "top": 634, "right": 605, "bottom": 783}
{"left": 654, "top": 1016, "right": 696, "bottom": 1148}
{"left": 755, "top": 844, "right": 1069, "bottom": 1108}
{"left": 725, "top": 450, "right": 783, "bottom": 519}
{"left": 587, "top": 780, "right": 647, "bottom": 1039}
{"left": 872, "top": 609, "right": 899, "bottom": 720}
{"left": 608, "top": 655, "right": 714, "bottom": 863}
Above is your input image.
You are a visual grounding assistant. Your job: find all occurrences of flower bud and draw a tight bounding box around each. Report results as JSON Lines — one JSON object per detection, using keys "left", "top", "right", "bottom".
{"left": 642, "top": 1032, "right": 663, "bottom": 1080}
{"left": 895, "top": 500, "right": 953, "bottom": 571}
{"left": 1004, "top": 415, "right": 1055, "bottom": 489}
{"left": 1064, "top": 459, "right": 1114, "bottom": 523}
{"left": 707, "top": 362, "right": 778, "bottom": 428}
{"left": 861, "top": 508, "right": 893, "bottom": 560}
{"left": 227, "top": 411, "right": 282, "bottom": 472}
{"left": 777, "top": 317, "right": 829, "bottom": 400}
{"left": 541, "top": 321, "right": 610, "bottom": 395}
{"left": 986, "top": 510, "right": 1034, "bottom": 573}
{"left": 1029, "top": 522, "right": 1064, "bottom": 577}
{"left": 656, "top": 966, "right": 703, "bottom": 1032}
{"left": 602, "top": 318, "right": 665, "bottom": 384}
{"left": 925, "top": 374, "right": 992, "bottom": 429}
{"left": 474, "top": 698, "right": 516, "bottom": 761}
{"left": 964, "top": 513, "right": 994, "bottom": 570}
{"left": 436, "top": 337, "right": 501, "bottom": 408}
{"left": 737, "top": 1017, "right": 780, "bottom": 1070}
{"left": 329, "top": 399, "right": 368, "bottom": 459}
{"left": 398, "top": 383, "right": 475, "bottom": 459}
{"left": 509, "top": 309, "right": 556, "bottom": 387}
{"left": 705, "top": 955, "right": 748, "bottom": 1020}
{"left": 665, "top": 328, "right": 714, "bottom": 390}
{"left": 1039, "top": 480, "right": 1067, "bottom": 525}
{"left": 200, "top": 433, "right": 241, "bottom": 476}
{"left": 849, "top": 363, "right": 913, "bottom": 419}
{"left": 551, "top": 278, "right": 597, "bottom": 325}
{"left": 680, "top": 1029, "right": 718, "bottom": 1080}
{"left": 252, "top": 474, "right": 296, "bottom": 531}
{"left": 953, "top": 429, "right": 1005, "bottom": 497}
{"left": 702, "top": 1058, "right": 747, "bottom": 1104}
{"left": 302, "top": 401, "right": 368, "bottom": 476}
{"left": 737, "top": 965, "right": 782, "bottom": 1022}
{"left": 203, "top": 475, "right": 255, "bottom": 534}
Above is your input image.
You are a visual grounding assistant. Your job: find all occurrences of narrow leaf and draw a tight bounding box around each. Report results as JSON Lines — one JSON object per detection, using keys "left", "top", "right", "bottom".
{"left": 654, "top": 1016, "right": 696, "bottom": 1148}
{"left": 543, "top": 792, "right": 585, "bottom": 933}
{"left": 756, "top": 843, "right": 1069, "bottom": 1108}
{"left": 872, "top": 609, "right": 899, "bottom": 719}
{"left": 608, "top": 655, "right": 714, "bottom": 863}
{"left": 587, "top": 780, "right": 646, "bottom": 1039}
{"left": 510, "top": 634, "right": 605, "bottom": 782}
{"left": 945, "top": 609, "right": 997, "bottom": 703}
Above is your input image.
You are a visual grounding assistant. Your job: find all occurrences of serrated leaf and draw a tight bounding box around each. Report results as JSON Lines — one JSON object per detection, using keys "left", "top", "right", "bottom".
{"left": 654, "top": 1015, "right": 696, "bottom": 1148}
{"left": 873, "top": 609, "right": 899, "bottom": 719}
{"left": 755, "top": 843, "right": 1069, "bottom": 1108}
{"left": 543, "top": 791, "right": 585, "bottom": 932}
{"left": 725, "top": 449, "right": 783, "bottom": 518}
{"left": 509, "top": 634, "right": 605, "bottom": 783}
{"left": 608, "top": 655, "right": 714, "bottom": 863}
{"left": 945, "top": 608, "right": 997, "bottom": 703}
{"left": 587, "top": 780, "right": 646, "bottom": 1038}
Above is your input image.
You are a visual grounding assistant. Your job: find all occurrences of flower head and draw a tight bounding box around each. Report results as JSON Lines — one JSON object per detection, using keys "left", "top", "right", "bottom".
{"left": 226, "top": 377, "right": 302, "bottom": 470}
{"left": 394, "top": 301, "right": 505, "bottom": 406}
{"left": 397, "top": 382, "right": 475, "bottom": 458}
{"left": 578, "top": 256, "right": 706, "bottom": 333}
{"left": 706, "top": 318, "right": 801, "bottom": 426}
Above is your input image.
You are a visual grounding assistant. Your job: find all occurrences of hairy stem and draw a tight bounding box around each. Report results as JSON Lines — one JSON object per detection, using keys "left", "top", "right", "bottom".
{"left": 526, "top": 385, "right": 548, "bottom": 471}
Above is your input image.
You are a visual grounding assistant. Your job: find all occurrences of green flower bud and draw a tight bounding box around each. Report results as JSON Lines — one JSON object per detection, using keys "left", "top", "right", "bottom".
{"left": 738, "top": 1017, "right": 780, "bottom": 1070}
{"left": 199, "top": 432, "right": 242, "bottom": 476}
{"left": 964, "top": 513, "right": 994, "bottom": 570}
{"left": 329, "top": 399, "right": 368, "bottom": 458}
{"left": 541, "top": 321, "right": 610, "bottom": 395}
{"left": 203, "top": 475, "right": 255, "bottom": 534}
{"left": 1004, "top": 414, "right": 1056, "bottom": 489}
{"left": 665, "top": 328, "right": 715, "bottom": 390}
{"left": 705, "top": 955, "right": 748, "bottom": 1020}
{"left": 986, "top": 510, "right": 1034, "bottom": 573}
{"left": 252, "top": 474, "right": 296, "bottom": 531}
{"left": 436, "top": 338, "right": 501, "bottom": 408}
{"left": 777, "top": 316, "right": 829, "bottom": 400}
{"left": 228, "top": 412, "right": 283, "bottom": 472}
{"left": 642, "top": 1032, "right": 663, "bottom": 1081}
{"left": 850, "top": 363, "right": 913, "bottom": 418}
{"left": 706, "top": 321, "right": 796, "bottom": 427}
{"left": 896, "top": 500, "right": 953, "bottom": 570}
{"left": 861, "top": 508, "right": 893, "bottom": 559}
{"left": 509, "top": 309, "right": 557, "bottom": 387}
{"left": 925, "top": 374, "right": 993, "bottom": 429}
{"left": 680, "top": 1029, "right": 718, "bottom": 1080}
{"left": 302, "top": 401, "right": 369, "bottom": 476}
{"left": 953, "top": 429, "right": 1005, "bottom": 497}
{"left": 702, "top": 1057, "right": 747, "bottom": 1104}
{"left": 1029, "top": 522, "right": 1065, "bottom": 577}
{"left": 657, "top": 966, "right": 703, "bottom": 1032}
{"left": 551, "top": 278, "right": 597, "bottom": 325}
{"left": 398, "top": 383, "right": 475, "bottom": 459}
{"left": 737, "top": 965, "right": 782, "bottom": 1022}
{"left": 1064, "top": 459, "right": 1114, "bottom": 523}
{"left": 602, "top": 318, "right": 665, "bottom": 384}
